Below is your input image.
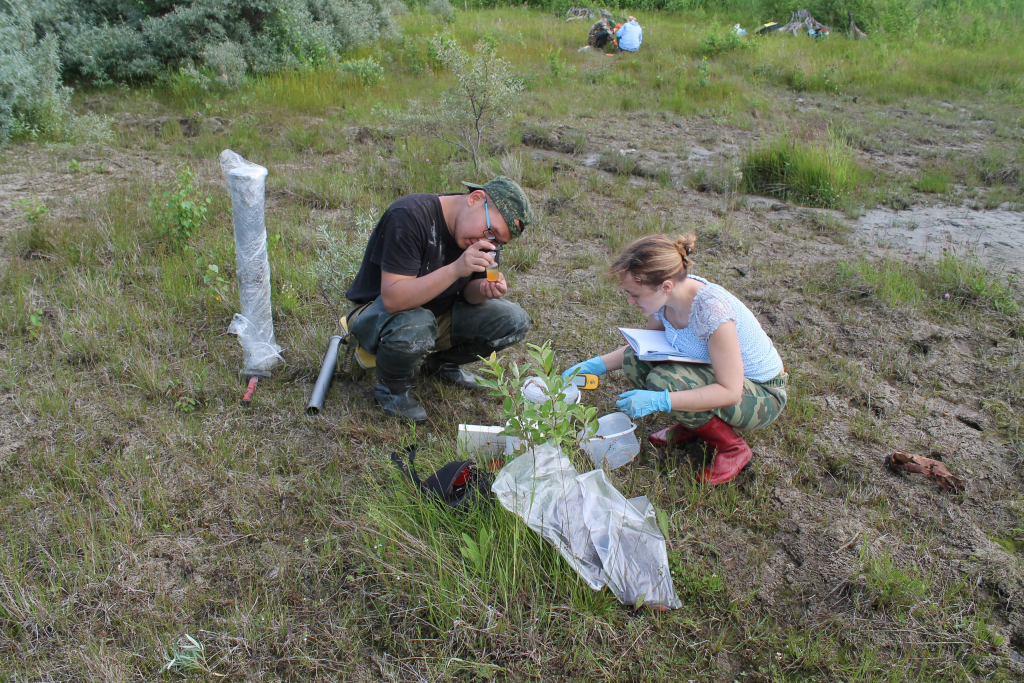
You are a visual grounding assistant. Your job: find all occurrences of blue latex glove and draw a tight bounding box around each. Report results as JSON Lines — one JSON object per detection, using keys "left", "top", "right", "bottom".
{"left": 561, "top": 356, "right": 607, "bottom": 379}
{"left": 616, "top": 389, "right": 672, "bottom": 418}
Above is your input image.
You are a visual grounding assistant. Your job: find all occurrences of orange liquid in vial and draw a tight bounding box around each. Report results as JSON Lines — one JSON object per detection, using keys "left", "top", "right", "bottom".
{"left": 486, "top": 265, "right": 500, "bottom": 281}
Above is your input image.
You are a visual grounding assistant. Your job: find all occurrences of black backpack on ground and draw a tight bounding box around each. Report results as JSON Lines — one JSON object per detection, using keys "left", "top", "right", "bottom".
{"left": 390, "top": 446, "right": 494, "bottom": 509}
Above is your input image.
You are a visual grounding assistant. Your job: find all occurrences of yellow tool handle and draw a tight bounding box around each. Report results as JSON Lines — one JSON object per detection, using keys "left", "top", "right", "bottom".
{"left": 570, "top": 374, "right": 600, "bottom": 390}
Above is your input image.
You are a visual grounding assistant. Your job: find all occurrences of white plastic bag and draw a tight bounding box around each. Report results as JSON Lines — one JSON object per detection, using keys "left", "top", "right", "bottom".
{"left": 492, "top": 444, "right": 681, "bottom": 609}
{"left": 220, "top": 149, "right": 283, "bottom": 375}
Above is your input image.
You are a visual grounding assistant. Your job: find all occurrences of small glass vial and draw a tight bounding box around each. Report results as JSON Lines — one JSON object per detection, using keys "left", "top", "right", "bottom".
{"left": 486, "top": 249, "right": 500, "bottom": 282}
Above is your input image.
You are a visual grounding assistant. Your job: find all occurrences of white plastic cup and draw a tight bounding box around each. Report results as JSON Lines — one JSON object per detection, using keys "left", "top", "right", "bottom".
{"left": 579, "top": 412, "right": 640, "bottom": 469}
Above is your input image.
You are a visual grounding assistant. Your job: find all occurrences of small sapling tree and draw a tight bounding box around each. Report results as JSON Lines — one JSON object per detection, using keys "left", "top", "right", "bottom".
{"left": 478, "top": 342, "right": 598, "bottom": 455}
{"left": 149, "top": 168, "right": 212, "bottom": 250}
{"left": 376, "top": 36, "right": 524, "bottom": 171}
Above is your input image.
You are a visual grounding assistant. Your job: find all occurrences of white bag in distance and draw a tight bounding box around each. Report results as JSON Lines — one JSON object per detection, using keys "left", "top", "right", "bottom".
{"left": 220, "top": 149, "right": 283, "bottom": 376}
{"left": 492, "top": 443, "right": 681, "bottom": 609}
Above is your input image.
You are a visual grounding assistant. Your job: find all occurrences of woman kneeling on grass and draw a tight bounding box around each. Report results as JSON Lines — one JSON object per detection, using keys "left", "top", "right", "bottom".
{"left": 563, "top": 234, "right": 788, "bottom": 485}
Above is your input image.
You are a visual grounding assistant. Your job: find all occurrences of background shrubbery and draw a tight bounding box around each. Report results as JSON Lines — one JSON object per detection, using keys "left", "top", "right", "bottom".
{"left": 0, "top": 0, "right": 400, "bottom": 142}
{"left": 1, "top": 0, "right": 1021, "bottom": 145}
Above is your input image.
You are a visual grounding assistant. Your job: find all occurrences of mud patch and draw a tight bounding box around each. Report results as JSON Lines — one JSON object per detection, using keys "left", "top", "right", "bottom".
{"left": 857, "top": 205, "right": 1024, "bottom": 272}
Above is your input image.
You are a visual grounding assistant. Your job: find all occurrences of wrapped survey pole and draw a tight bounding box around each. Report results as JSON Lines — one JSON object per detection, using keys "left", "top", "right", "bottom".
{"left": 220, "top": 149, "right": 283, "bottom": 378}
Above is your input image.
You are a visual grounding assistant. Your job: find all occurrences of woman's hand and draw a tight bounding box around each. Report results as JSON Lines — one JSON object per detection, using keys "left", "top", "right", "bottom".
{"left": 616, "top": 389, "right": 672, "bottom": 418}
{"left": 562, "top": 356, "right": 607, "bottom": 379}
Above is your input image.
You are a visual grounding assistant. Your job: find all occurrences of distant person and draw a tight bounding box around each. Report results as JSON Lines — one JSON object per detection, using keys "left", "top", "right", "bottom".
{"left": 345, "top": 177, "right": 533, "bottom": 423}
{"left": 562, "top": 234, "right": 788, "bottom": 485}
{"left": 616, "top": 16, "right": 643, "bottom": 53}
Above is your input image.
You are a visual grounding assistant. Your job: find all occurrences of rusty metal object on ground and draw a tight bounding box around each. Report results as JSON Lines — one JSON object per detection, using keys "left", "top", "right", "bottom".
{"left": 885, "top": 451, "right": 965, "bottom": 492}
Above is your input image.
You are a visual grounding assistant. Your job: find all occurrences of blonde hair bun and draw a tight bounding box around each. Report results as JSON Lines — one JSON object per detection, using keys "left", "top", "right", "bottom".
{"left": 610, "top": 233, "right": 696, "bottom": 286}
{"left": 674, "top": 234, "right": 696, "bottom": 266}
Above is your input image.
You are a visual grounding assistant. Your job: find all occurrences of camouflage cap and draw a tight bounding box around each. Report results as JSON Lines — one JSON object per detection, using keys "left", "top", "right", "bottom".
{"left": 462, "top": 176, "right": 532, "bottom": 239}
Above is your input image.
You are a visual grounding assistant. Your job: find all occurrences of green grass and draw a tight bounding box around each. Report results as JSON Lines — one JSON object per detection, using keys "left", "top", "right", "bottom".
{"left": 742, "top": 134, "right": 864, "bottom": 209}
{"left": 914, "top": 169, "right": 953, "bottom": 193}
{"left": 3, "top": 4, "right": 1024, "bottom": 679}
{"left": 932, "top": 249, "right": 1020, "bottom": 315}
{"left": 829, "top": 252, "right": 1020, "bottom": 315}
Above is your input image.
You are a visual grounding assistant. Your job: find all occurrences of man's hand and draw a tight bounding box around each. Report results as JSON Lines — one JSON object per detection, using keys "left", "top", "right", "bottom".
{"left": 479, "top": 272, "right": 508, "bottom": 298}
{"left": 464, "top": 272, "right": 507, "bottom": 303}
{"left": 453, "top": 240, "right": 497, "bottom": 278}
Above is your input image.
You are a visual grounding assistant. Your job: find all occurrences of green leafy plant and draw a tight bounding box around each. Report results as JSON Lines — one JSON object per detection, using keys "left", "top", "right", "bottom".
{"left": 17, "top": 198, "right": 48, "bottom": 224}
{"left": 338, "top": 57, "right": 385, "bottom": 86}
{"left": 27, "top": 307, "right": 43, "bottom": 339}
{"left": 546, "top": 48, "right": 573, "bottom": 81}
{"left": 460, "top": 526, "right": 493, "bottom": 576}
{"left": 696, "top": 57, "right": 710, "bottom": 88}
{"left": 203, "top": 264, "right": 230, "bottom": 302}
{"left": 67, "top": 159, "right": 81, "bottom": 173}
{"left": 149, "top": 168, "right": 212, "bottom": 249}
{"left": 478, "top": 341, "right": 597, "bottom": 454}
{"left": 174, "top": 396, "right": 198, "bottom": 413}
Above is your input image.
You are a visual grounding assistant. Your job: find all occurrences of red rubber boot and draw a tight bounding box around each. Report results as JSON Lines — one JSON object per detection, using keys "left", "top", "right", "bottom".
{"left": 690, "top": 416, "right": 753, "bottom": 485}
{"left": 648, "top": 423, "right": 698, "bottom": 447}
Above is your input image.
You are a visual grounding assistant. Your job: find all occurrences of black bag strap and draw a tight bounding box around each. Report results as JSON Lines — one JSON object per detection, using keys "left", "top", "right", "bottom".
{"left": 390, "top": 445, "right": 422, "bottom": 490}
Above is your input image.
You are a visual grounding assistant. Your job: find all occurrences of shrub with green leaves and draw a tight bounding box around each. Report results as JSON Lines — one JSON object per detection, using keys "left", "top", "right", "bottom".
{"left": 698, "top": 25, "right": 755, "bottom": 58}
{"left": 0, "top": 1, "right": 71, "bottom": 143}
{"left": 14, "top": 0, "right": 398, "bottom": 87}
{"left": 427, "top": 0, "right": 456, "bottom": 24}
{"left": 312, "top": 209, "right": 378, "bottom": 307}
{"left": 149, "top": 168, "right": 212, "bottom": 250}
{"left": 376, "top": 36, "right": 524, "bottom": 171}
{"left": 338, "top": 57, "right": 385, "bottom": 85}
{"left": 478, "top": 341, "right": 598, "bottom": 454}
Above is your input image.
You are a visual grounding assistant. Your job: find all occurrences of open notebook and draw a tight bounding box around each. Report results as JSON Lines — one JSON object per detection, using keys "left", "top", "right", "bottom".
{"left": 618, "top": 328, "right": 709, "bottom": 363}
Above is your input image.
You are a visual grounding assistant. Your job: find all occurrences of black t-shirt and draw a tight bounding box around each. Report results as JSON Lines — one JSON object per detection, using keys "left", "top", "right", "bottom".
{"left": 346, "top": 193, "right": 480, "bottom": 315}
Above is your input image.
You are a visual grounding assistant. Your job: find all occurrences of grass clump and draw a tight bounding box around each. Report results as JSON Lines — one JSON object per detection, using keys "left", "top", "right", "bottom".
{"left": 845, "top": 257, "right": 927, "bottom": 308}
{"left": 931, "top": 249, "right": 1019, "bottom": 315}
{"left": 832, "top": 250, "right": 1021, "bottom": 317}
{"left": 914, "top": 169, "right": 952, "bottom": 193}
{"left": 742, "top": 133, "right": 862, "bottom": 209}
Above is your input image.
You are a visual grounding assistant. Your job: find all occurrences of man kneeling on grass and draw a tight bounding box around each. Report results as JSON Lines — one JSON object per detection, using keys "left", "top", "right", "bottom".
{"left": 345, "top": 177, "right": 533, "bottom": 423}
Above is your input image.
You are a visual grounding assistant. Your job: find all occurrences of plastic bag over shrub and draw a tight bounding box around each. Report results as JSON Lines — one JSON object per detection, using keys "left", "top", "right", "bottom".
{"left": 492, "top": 443, "right": 681, "bottom": 610}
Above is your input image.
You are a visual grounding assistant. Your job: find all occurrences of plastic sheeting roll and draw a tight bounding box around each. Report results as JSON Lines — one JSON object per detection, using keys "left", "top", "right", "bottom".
{"left": 220, "top": 149, "right": 283, "bottom": 376}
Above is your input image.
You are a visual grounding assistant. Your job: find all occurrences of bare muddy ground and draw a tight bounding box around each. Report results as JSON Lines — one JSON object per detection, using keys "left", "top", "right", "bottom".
{"left": 857, "top": 205, "right": 1024, "bottom": 273}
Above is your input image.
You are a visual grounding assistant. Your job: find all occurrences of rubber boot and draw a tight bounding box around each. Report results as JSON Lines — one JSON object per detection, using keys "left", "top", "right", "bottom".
{"left": 690, "top": 416, "right": 753, "bottom": 485}
{"left": 648, "top": 423, "right": 699, "bottom": 447}
{"left": 374, "top": 370, "right": 428, "bottom": 423}
{"left": 422, "top": 352, "right": 486, "bottom": 391}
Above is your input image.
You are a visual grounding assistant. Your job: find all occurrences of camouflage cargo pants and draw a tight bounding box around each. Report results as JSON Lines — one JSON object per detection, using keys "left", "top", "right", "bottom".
{"left": 349, "top": 296, "right": 531, "bottom": 378}
{"left": 622, "top": 348, "right": 788, "bottom": 430}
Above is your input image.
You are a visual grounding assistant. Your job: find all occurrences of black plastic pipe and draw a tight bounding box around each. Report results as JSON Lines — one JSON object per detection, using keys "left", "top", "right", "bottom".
{"left": 306, "top": 335, "right": 343, "bottom": 415}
